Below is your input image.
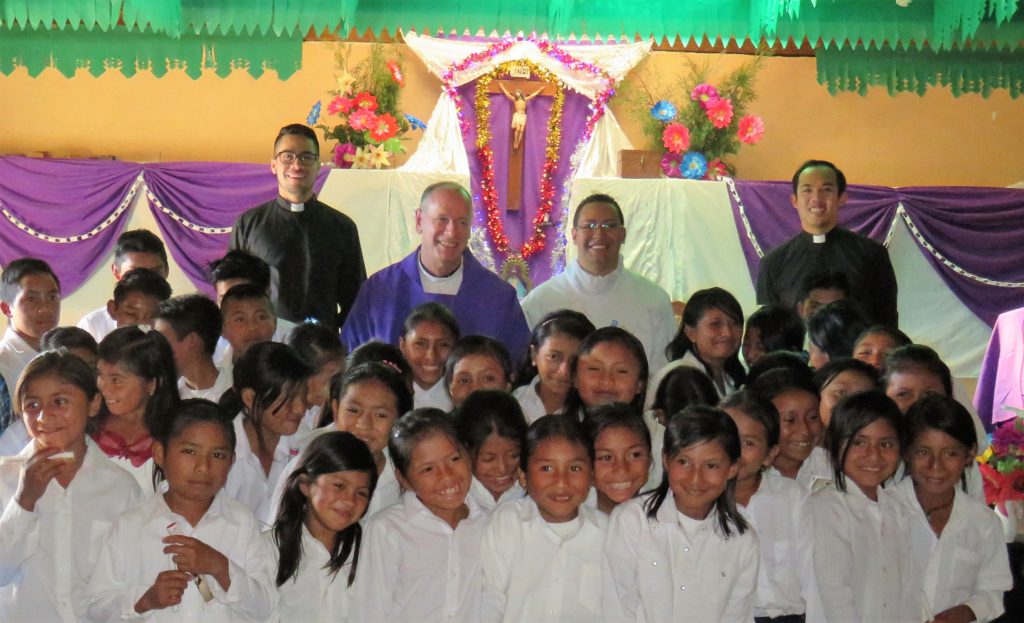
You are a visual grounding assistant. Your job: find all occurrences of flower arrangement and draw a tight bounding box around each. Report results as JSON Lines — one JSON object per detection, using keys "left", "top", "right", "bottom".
{"left": 313, "top": 43, "right": 425, "bottom": 169}
{"left": 978, "top": 407, "right": 1024, "bottom": 513}
{"left": 622, "top": 53, "right": 766, "bottom": 179}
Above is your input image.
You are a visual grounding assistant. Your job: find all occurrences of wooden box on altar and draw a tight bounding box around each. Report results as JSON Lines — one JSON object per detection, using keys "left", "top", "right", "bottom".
{"left": 619, "top": 150, "right": 662, "bottom": 179}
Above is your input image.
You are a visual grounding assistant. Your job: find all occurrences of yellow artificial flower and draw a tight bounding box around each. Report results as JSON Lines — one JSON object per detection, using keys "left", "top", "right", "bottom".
{"left": 336, "top": 70, "right": 356, "bottom": 95}
{"left": 367, "top": 144, "right": 392, "bottom": 169}
{"left": 344, "top": 146, "right": 375, "bottom": 169}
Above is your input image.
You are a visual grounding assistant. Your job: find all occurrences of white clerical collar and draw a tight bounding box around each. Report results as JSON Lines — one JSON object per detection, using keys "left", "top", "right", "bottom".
{"left": 812, "top": 233, "right": 827, "bottom": 243}
{"left": 289, "top": 202, "right": 304, "bottom": 212}
{"left": 418, "top": 254, "right": 464, "bottom": 295}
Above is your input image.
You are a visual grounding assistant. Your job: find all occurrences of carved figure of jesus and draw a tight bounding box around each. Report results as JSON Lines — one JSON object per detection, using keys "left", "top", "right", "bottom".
{"left": 499, "top": 83, "right": 544, "bottom": 151}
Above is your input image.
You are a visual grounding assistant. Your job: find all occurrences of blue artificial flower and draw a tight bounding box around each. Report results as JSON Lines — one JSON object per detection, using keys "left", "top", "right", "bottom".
{"left": 650, "top": 100, "right": 677, "bottom": 122}
{"left": 403, "top": 113, "right": 427, "bottom": 131}
{"left": 306, "top": 101, "right": 321, "bottom": 126}
{"left": 681, "top": 151, "right": 708, "bottom": 180}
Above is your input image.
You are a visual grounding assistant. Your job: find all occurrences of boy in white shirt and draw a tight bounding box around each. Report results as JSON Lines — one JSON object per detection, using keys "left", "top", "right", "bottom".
{"left": 154, "top": 294, "right": 233, "bottom": 402}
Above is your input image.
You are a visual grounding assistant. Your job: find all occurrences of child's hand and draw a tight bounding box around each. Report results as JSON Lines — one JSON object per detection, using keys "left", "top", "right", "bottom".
{"left": 14, "top": 447, "right": 65, "bottom": 511}
{"left": 162, "top": 535, "right": 231, "bottom": 591}
{"left": 134, "top": 570, "right": 191, "bottom": 613}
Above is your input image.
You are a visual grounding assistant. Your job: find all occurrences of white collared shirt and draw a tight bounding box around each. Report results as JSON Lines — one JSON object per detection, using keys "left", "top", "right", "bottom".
{"left": 177, "top": 365, "right": 234, "bottom": 402}
{"left": 468, "top": 477, "right": 526, "bottom": 513}
{"left": 602, "top": 493, "right": 760, "bottom": 623}
{"left": 481, "top": 497, "right": 606, "bottom": 623}
{"left": 224, "top": 414, "right": 301, "bottom": 525}
{"left": 414, "top": 380, "right": 453, "bottom": 412}
{"left": 645, "top": 349, "right": 738, "bottom": 409}
{"left": 83, "top": 486, "right": 276, "bottom": 622}
{"left": 76, "top": 306, "right": 116, "bottom": 342}
{"left": 511, "top": 377, "right": 559, "bottom": 424}
{"left": 351, "top": 490, "right": 488, "bottom": 623}
{"left": 262, "top": 426, "right": 402, "bottom": 524}
{"left": 266, "top": 526, "right": 355, "bottom": 623}
{"left": 770, "top": 445, "right": 834, "bottom": 493}
{"left": 806, "top": 481, "right": 907, "bottom": 623}
{"left": 418, "top": 255, "right": 464, "bottom": 295}
{"left": 738, "top": 470, "right": 812, "bottom": 618}
{"left": 0, "top": 327, "right": 39, "bottom": 399}
{"left": 0, "top": 438, "right": 142, "bottom": 623}
{"left": 887, "top": 477, "right": 1011, "bottom": 622}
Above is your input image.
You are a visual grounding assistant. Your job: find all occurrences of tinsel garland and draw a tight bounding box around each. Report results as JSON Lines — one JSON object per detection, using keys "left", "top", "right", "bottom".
{"left": 474, "top": 61, "right": 565, "bottom": 259}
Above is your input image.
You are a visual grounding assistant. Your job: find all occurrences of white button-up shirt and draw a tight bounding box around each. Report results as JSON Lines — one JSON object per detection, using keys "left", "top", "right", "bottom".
{"left": 511, "top": 377, "right": 552, "bottom": 424}
{"left": 351, "top": 490, "right": 487, "bottom": 623}
{"left": 806, "top": 481, "right": 907, "bottom": 623}
{"left": 468, "top": 477, "right": 525, "bottom": 513}
{"left": 481, "top": 497, "right": 606, "bottom": 623}
{"left": 75, "top": 306, "right": 116, "bottom": 343}
{"left": 771, "top": 445, "right": 834, "bottom": 493}
{"left": 414, "top": 381, "right": 453, "bottom": 412}
{"left": 224, "top": 413, "right": 300, "bottom": 525}
{"left": 266, "top": 526, "right": 356, "bottom": 623}
{"left": 0, "top": 438, "right": 142, "bottom": 622}
{"left": 602, "top": 493, "right": 760, "bottom": 623}
{"left": 0, "top": 327, "right": 39, "bottom": 399}
{"left": 738, "top": 470, "right": 812, "bottom": 618}
{"left": 887, "top": 477, "right": 1011, "bottom": 622}
{"left": 83, "top": 486, "right": 277, "bottom": 622}
{"left": 177, "top": 366, "right": 234, "bottom": 403}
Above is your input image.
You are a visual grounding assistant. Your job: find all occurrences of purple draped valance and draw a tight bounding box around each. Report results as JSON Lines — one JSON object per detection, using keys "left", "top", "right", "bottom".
{"left": 728, "top": 180, "right": 1024, "bottom": 326}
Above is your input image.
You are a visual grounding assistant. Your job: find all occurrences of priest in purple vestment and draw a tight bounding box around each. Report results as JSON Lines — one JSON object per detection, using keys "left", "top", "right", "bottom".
{"left": 340, "top": 182, "right": 530, "bottom": 365}
{"left": 975, "top": 306, "right": 1024, "bottom": 431}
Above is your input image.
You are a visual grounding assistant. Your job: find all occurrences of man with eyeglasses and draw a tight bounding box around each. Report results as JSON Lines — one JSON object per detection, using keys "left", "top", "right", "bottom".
{"left": 341, "top": 181, "right": 530, "bottom": 362}
{"left": 521, "top": 193, "right": 676, "bottom": 372}
{"left": 230, "top": 123, "right": 366, "bottom": 332}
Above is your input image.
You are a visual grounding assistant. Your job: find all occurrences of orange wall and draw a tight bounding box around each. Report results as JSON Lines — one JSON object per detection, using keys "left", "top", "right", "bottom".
{"left": 1, "top": 41, "right": 1021, "bottom": 186}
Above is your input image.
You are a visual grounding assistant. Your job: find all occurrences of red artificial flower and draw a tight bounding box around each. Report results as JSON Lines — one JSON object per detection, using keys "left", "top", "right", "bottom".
{"left": 661, "top": 123, "right": 690, "bottom": 154}
{"left": 690, "top": 83, "right": 719, "bottom": 108}
{"left": 327, "top": 96, "right": 354, "bottom": 116}
{"left": 353, "top": 92, "right": 379, "bottom": 111}
{"left": 737, "top": 115, "right": 765, "bottom": 144}
{"left": 348, "top": 108, "right": 377, "bottom": 132}
{"left": 369, "top": 113, "right": 400, "bottom": 142}
{"left": 705, "top": 158, "right": 729, "bottom": 180}
{"left": 705, "top": 97, "right": 734, "bottom": 129}
{"left": 387, "top": 61, "right": 405, "bottom": 86}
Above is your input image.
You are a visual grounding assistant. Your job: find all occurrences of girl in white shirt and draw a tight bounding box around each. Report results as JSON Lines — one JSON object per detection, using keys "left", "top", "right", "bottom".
{"left": 453, "top": 389, "right": 528, "bottom": 511}
{"left": 812, "top": 357, "right": 879, "bottom": 427}
{"left": 893, "top": 394, "right": 1011, "bottom": 622}
{"left": 603, "top": 405, "right": 759, "bottom": 623}
{"left": 351, "top": 408, "right": 487, "bottom": 622}
{"left": 581, "top": 403, "right": 652, "bottom": 515}
{"left": 221, "top": 342, "right": 312, "bottom": 521}
{"left": 270, "top": 430, "right": 378, "bottom": 622}
{"left": 721, "top": 389, "right": 812, "bottom": 622}
{"left": 511, "top": 310, "right": 595, "bottom": 423}
{"left": 807, "top": 391, "right": 905, "bottom": 623}
{"left": 445, "top": 335, "right": 513, "bottom": 409}
{"left": 481, "top": 414, "right": 605, "bottom": 622}
{"left": 85, "top": 399, "right": 276, "bottom": 622}
{"left": 399, "top": 303, "right": 460, "bottom": 412}
{"left": 751, "top": 369, "right": 830, "bottom": 491}
{"left": 287, "top": 321, "right": 346, "bottom": 434}
{"left": 0, "top": 351, "right": 142, "bottom": 623}
{"left": 644, "top": 365, "right": 719, "bottom": 490}
{"left": 94, "top": 326, "right": 181, "bottom": 492}
{"left": 567, "top": 326, "right": 649, "bottom": 419}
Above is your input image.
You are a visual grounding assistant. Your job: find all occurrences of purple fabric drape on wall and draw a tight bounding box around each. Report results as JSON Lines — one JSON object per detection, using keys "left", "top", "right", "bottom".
{"left": 728, "top": 180, "right": 1024, "bottom": 326}
{"left": 0, "top": 157, "right": 141, "bottom": 294}
{"left": 458, "top": 82, "right": 591, "bottom": 284}
{"left": 143, "top": 162, "right": 328, "bottom": 296}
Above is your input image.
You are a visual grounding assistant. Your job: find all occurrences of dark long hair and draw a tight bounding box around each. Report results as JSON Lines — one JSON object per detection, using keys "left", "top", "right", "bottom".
{"left": 97, "top": 326, "right": 180, "bottom": 441}
{"left": 901, "top": 394, "right": 976, "bottom": 492}
{"left": 644, "top": 406, "right": 748, "bottom": 537}
{"left": 273, "top": 431, "right": 377, "bottom": 588}
{"left": 514, "top": 309, "right": 595, "bottom": 389}
{"left": 565, "top": 326, "right": 649, "bottom": 416}
{"left": 325, "top": 362, "right": 414, "bottom": 428}
{"left": 664, "top": 288, "right": 746, "bottom": 387}
{"left": 826, "top": 391, "right": 902, "bottom": 493}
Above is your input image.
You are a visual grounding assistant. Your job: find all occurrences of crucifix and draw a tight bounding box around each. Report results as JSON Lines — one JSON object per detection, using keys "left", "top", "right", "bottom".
{"left": 487, "top": 74, "right": 558, "bottom": 212}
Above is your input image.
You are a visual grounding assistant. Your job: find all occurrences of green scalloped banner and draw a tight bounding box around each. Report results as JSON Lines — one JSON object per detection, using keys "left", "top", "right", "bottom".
{"left": 0, "top": 24, "right": 302, "bottom": 79}
{"left": 816, "top": 44, "right": 1024, "bottom": 99}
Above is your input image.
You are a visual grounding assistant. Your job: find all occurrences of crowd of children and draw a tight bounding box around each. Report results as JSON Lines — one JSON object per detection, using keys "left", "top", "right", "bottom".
{"left": 0, "top": 225, "right": 1014, "bottom": 623}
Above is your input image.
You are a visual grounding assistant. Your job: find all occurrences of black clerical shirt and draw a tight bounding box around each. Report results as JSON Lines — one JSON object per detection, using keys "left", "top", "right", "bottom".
{"left": 230, "top": 195, "right": 366, "bottom": 331}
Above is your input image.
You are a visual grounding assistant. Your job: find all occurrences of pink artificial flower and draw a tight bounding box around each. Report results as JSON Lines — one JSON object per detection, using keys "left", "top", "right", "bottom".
{"left": 661, "top": 123, "right": 691, "bottom": 154}
{"left": 690, "top": 83, "right": 719, "bottom": 108}
{"left": 660, "top": 153, "right": 683, "bottom": 178}
{"left": 348, "top": 108, "right": 377, "bottom": 132}
{"left": 705, "top": 158, "right": 728, "bottom": 180}
{"left": 387, "top": 61, "right": 405, "bottom": 86}
{"left": 353, "top": 92, "right": 379, "bottom": 111}
{"left": 327, "top": 96, "right": 354, "bottom": 116}
{"left": 369, "top": 113, "right": 399, "bottom": 142}
{"left": 333, "top": 143, "right": 356, "bottom": 168}
{"left": 705, "top": 97, "right": 734, "bottom": 129}
{"left": 737, "top": 115, "right": 765, "bottom": 144}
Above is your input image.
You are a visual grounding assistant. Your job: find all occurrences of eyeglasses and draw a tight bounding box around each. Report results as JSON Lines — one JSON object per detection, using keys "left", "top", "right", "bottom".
{"left": 574, "top": 222, "right": 622, "bottom": 231}
{"left": 275, "top": 151, "right": 319, "bottom": 166}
